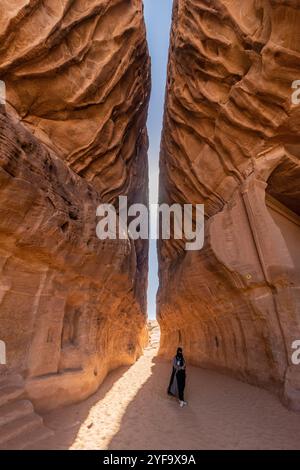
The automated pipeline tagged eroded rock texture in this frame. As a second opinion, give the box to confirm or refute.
[158,0,300,409]
[0,0,150,411]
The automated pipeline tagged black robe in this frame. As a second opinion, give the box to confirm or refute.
[168,356,186,400]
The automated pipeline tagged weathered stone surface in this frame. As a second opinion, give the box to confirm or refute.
[0,0,150,199]
[0,374,53,450]
[0,0,150,411]
[158,0,300,409]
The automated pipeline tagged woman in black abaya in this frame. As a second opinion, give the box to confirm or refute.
[167,347,187,407]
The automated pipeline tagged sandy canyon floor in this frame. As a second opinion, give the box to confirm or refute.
[26,324,300,451]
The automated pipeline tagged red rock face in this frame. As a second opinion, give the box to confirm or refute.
[158,0,300,409]
[0,0,150,411]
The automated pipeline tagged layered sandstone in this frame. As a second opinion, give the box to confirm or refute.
[158,0,300,409]
[0,0,150,411]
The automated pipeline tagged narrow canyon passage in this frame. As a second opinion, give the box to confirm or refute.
[0,0,300,453]
[28,325,300,450]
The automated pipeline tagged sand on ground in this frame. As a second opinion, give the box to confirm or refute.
[32,330,300,450]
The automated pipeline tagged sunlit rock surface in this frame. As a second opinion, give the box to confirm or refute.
[0,0,150,411]
[158,0,300,409]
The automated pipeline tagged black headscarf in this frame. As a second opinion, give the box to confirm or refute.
[175,347,185,367]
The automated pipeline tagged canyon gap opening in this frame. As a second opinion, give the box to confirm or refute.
[143,0,173,320]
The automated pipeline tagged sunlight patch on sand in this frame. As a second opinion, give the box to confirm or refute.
[70,353,155,449]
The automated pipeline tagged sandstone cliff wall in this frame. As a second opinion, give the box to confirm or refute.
[0,0,150,411]
[158,0,300,409]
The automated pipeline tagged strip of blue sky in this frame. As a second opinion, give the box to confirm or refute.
[143,0,173,319]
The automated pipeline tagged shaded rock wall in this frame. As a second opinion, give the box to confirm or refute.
[158,0,300,409]
[0,0,150,411]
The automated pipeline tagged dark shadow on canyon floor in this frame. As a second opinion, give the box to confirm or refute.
[34,354,300,450]
[107,358,300,451]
